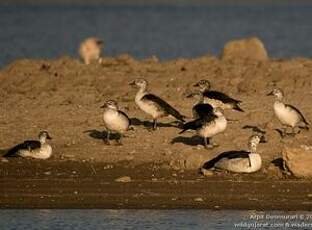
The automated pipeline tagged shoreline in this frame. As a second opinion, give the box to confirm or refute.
[1,160,312,210]
[2,0,312,5]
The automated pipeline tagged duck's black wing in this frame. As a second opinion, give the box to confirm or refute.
[119,110,131,125]
[203,90,241,103]
[193,103,214,118]
[202,150,250,169]
[3,140,41,157]
[286,104,310,126]
[179,114,217,134]
[142,94,185,122]
[204,90,244,112]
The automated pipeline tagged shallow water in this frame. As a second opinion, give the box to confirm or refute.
[0,2,312,66]
[1,210,312,230]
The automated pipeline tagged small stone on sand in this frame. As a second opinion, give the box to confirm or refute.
[115,176,131,183]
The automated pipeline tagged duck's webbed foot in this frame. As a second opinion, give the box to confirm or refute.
[204,138,218,149]
[104,131,111,145]
[284,127,299,137]
[115,135,123,146]
[152,119,158,130]
[104,139,111,145]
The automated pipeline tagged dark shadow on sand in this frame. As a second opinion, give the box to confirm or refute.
[271,158,285,171]
[0,149,8,157]
[130,118,181,129]
[171,135,203,147]
[83,129,121,141]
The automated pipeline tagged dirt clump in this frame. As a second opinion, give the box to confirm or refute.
[221,37,268,61]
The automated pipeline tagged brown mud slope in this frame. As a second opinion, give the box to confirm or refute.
[1,160,312,210]
[0,55,312,209]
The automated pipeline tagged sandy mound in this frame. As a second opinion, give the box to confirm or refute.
[221,37,268,61]
[283,146,312,178]
[0,53,312,171]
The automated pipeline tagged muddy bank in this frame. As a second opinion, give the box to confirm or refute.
[1,160,312,210]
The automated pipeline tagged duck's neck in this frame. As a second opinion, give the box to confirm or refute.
[136,86,147,99]
[200,87,209,93]
[248,143,258,154]
[194,97,204,106]
[275,95,283,103]
[248,152,261,168]
[197,94,205,104]
[105,107,118,114]
[39,137,46,144]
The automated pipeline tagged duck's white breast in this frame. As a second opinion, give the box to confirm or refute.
[198,116,227,138]
[274,102,300,127]
[103,110,129,132]
[37,144,53,159]
[135,95,164,118]
[18,144,52,159]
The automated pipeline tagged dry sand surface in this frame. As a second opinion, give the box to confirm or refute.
[1,55,312,167]
[1,54,312,209]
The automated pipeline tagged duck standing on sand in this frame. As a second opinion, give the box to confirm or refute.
[193,79,244,112]
[3,131,53,159]
[79,37,103,65]
[101,100,130,145]
[130,78,185,130]
[267,88,309,136]
[202,134,266,173]
[187,91,214,119]
[179,107,227,149]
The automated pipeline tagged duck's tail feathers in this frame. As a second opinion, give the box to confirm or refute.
[233,103,244,112]
[179,129,187,134]
[2,146,20,158]
[171,113,186,122]
[299,124,310,131]
[202,157,220,170]
[0,149,10,157]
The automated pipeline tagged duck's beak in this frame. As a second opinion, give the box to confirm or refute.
[260,135,267,143]
[96,40,103,45]
[129,81,135,86]
[267,91,274,96]
[100,104,106,108]
[193,83,199,87]
[186,93,195,98]
[47,134,52,140]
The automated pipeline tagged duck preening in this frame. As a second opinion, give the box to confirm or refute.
[101,100,130,145]
[202,134,266,173]
[3,131,53,159]
[187,91,214,119]
[194,79,244,112]
[130,78,185,130]
[267,88,309,136]
[79,37,103,65]
[179,107,227,149]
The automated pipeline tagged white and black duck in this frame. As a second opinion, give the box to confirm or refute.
[194,79,244,112]
[101,100,130,145]
[202,134,266,173]
[267,88,309,136]
[3,131,52,159]
[179,107,227,149]
[130,78,185,130]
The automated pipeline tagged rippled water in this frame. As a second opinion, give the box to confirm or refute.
[1,210,312,230]
[0,2,312,66]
